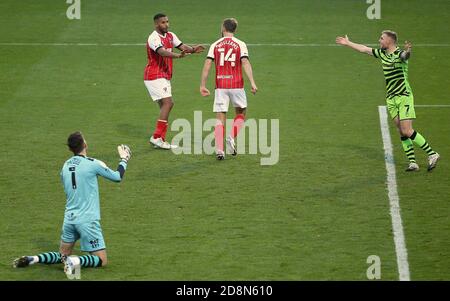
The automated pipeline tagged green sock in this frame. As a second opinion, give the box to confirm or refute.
[401,137,416,163]
[410,131,436,156]
[37,252,61,264]
[79,255,102,268]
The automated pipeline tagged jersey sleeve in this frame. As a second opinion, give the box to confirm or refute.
[94,159,127,183]
[206,43,215,60]
[372,48,382,59]
[398,50,408,61]
[171,32,183,48]
[148,33,164,52]
[239,42,249,59]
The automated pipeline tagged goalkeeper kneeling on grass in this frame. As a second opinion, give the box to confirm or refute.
[13,131,132,276]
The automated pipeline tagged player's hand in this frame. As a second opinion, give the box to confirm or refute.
[200,86,210,97]
[336,35,350,46]
[178,50,188,58]
[251,84,258,95]
[117,144,132,163]
[404,40,412,52]
[192,45,205,54]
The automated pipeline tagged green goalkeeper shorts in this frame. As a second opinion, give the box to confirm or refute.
[386,95,416,120]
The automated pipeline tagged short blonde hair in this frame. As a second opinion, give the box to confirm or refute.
[382,30,398,43]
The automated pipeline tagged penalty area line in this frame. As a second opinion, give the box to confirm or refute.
[378,105,410,281]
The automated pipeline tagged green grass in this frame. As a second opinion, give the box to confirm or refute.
[0,0,449,280]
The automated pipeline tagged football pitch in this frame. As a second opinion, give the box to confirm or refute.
[0,0,449,280]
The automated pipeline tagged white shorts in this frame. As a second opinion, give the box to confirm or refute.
[144,79,172,101]
[213,89,247,113]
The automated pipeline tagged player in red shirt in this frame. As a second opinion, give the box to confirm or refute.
[144,13,204,149]
[200,18,258,160]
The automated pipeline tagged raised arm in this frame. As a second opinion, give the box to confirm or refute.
[96,161,126,183]
[400,41,412,61]
[241,58,258,95]
[95,145,131,183]
[200,58,213,97]
[336,35,373,55]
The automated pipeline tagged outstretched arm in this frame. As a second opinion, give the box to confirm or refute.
[242,58,258,95]
[336,35,373,55]
[157,47,186,58]
[400,41,412,61]
[178,44,205,54]
[200,59,212,97]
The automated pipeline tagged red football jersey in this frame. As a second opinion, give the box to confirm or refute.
[144,31,182,81]
[207,37,249,89]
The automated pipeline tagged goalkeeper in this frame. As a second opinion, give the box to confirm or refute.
[13,131,132,275]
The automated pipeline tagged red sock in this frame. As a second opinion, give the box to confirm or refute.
[231,114,245,138]
[214,123,225,152]
[160,122,169,141]
[153,120,168,140]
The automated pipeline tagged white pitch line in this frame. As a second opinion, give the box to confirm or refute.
[414,104,450,107]
[378,105,410,281]
[1,42,450,47]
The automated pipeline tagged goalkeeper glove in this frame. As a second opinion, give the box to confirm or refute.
[117,144,132,163]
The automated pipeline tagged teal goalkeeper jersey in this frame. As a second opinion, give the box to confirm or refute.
[60,155,127,224]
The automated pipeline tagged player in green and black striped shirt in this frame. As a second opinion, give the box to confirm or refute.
[336,30,440,172]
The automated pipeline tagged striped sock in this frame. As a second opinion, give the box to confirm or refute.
[79,255,102,268]
[410,131,436,156]
[37,252,61,264]
[420,141,436,156]
[401,137,416,163]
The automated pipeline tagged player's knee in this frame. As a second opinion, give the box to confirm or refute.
[92,250,107,267]
[402,129,414,137]
[162,98,173,107]
[59,248,70,256]
[97,255,107,267]
[59,242,74,256]
[236,108,246,115]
